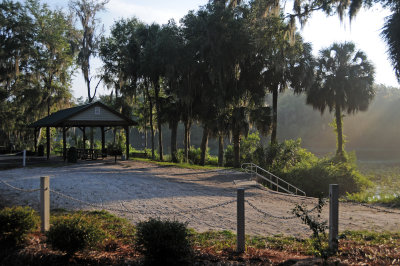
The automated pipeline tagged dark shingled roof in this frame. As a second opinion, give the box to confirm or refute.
[29,101,137,128]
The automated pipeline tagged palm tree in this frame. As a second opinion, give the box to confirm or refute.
[381,3,400,81]
[306,42,375,158]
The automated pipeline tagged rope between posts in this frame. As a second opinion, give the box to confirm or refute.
[0,151,24,157]
[351,201,400,215]
[50,189,236,215]
[0,179,41,192]
[245,199,322,220]
[245,200,298,219]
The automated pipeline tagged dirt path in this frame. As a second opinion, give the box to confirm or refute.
[1,160,399,237]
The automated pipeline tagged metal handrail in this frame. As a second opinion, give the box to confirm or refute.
[241,163,306,196]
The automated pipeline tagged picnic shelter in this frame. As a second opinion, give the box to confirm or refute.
[29,101,137,160]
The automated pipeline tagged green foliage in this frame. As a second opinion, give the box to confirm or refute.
[84,210,136,244]
[188,147,206,165]
[47,214,106,255]
[225,132,261,167]
[67,146,78,163]
[262,140,370,197]
[176,147,209,165]
[346,163,400,206]
[144,148,159,160]
[207,155,219,166]
[292,197,330,259]
[265,139,317,173]
[0,206,39,249]
[135,218,193,265]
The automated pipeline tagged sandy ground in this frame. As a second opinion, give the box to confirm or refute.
[1,160,400,237]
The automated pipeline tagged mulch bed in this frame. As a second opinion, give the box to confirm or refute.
[2,232,399,266]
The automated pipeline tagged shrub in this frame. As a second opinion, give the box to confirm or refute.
[176,147,209,165]
[144,148,159,160]
[207,155,219,166]
[135,218,193,265]
[46,214,106,255]
[225,132,261,167]
[0,206,39,249]
[224,145,234,167]
[264,139,318,173]
[188,147,204,165]
[262,140,371,197]
[67,147,78,163]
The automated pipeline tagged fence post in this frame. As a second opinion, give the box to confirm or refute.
[23,149,26,167]
[40,176,50,232]
[329,184,339,253]
[237,188,245,253]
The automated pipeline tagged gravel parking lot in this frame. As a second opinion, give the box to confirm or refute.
[1,160,399,237]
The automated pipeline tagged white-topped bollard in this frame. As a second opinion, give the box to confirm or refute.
[40,176,50,232]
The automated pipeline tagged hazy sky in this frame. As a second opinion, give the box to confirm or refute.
[45,0,399,100]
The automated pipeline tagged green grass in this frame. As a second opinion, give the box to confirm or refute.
[131,157,232,171]
[340,230,400,247]
[346,162,400,206]
[189,229,312,254]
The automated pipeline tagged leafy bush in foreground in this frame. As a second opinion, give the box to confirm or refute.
[136,218,193,265]
[47,214,106,255]
[0,206,39,249]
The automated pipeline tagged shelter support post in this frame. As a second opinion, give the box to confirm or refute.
[101,126,105,153]
[34,127,38,153]
[82,127,86,151]
[46,126,50,160]
[63,127,67,161]
[125,126,130,160]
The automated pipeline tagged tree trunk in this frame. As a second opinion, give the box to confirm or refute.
[335,106,344,157]
[233,128,241,168]
[145,129,148,149]
[47,96,51,116]
[150,119,155,159]
[200,125,209,166]
[218,134,224,166]
[36,127,42,148]
[157,122,163,161]
[145,82,155,160]
[144,94,148,149]
[170,120,178,163]
[188,126,191,149]
[46,126,50,160]
[271,87,278,144]
[154,82,163,161]
[184,119,190,163]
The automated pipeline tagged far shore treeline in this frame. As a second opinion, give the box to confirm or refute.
[1,0,399,169]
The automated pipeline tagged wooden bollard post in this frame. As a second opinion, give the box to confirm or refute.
[237,188,245,253]
[40,176,50,232]
[329,184,339,253]
[22,149,26,167]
